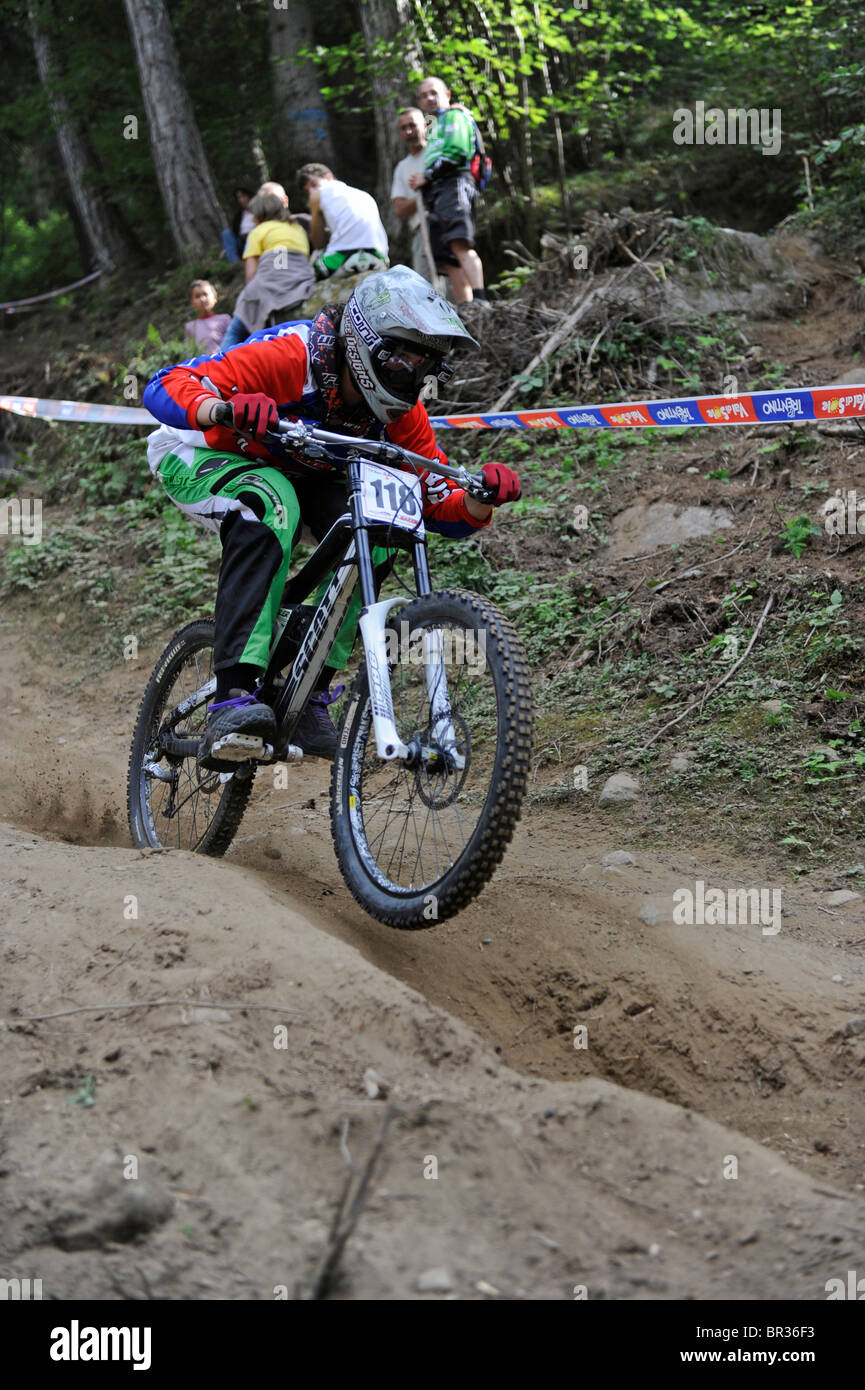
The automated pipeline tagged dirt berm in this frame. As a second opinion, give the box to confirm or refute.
[1,823,862,1301]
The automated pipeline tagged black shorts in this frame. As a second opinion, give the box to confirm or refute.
[425,172,478,267]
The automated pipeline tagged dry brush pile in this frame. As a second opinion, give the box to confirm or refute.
[440,207,793,416]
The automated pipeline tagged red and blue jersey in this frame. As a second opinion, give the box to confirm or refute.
[143,322,488,539]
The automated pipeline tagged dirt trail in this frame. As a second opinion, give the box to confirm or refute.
[4,817,863,1302]
[3,228,865,1297]
[2,607,865,1298]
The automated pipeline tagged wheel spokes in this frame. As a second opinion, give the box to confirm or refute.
[142,644,221,851]
[353,621,497,892]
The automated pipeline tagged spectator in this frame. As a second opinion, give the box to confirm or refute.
[220,185,315,352]
[390,108,431,280]
[220,186,255,262]
[257,179,313,242]
[232,186,256,258]
[296,163,389,279]
[409,76,488,306]
[185,280,231,353]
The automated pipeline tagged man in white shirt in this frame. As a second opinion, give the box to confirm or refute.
[297,163,389,279]
[390,108,430,281]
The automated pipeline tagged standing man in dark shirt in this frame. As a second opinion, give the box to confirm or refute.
[409,76,489,307]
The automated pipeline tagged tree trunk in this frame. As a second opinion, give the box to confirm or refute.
[511,22,537,250]
[27,0,135,274]
[466,1,520,231]
[121,0,225,260]
[357,0,422,245]
[533,2,570,235]
[268,0,334,179]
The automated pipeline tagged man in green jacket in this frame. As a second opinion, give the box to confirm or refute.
[409,76,489,306]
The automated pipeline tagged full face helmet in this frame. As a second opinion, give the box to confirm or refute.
[340,266,479,423]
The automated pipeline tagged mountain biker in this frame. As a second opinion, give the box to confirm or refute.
[142,266,521,768]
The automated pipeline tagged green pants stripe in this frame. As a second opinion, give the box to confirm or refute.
[155,444,388,673]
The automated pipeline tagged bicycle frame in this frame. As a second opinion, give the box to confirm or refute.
[165,420,489,767]
[261,443,451,762]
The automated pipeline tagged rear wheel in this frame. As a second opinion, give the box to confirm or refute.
[127,620,255,855]
[330,589,533,927]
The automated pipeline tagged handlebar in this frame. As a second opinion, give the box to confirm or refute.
[264,416,499,504]
[210,402,497,503]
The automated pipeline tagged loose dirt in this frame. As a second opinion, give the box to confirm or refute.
[1,608,864,1300]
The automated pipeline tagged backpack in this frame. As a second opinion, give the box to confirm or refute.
[469,135,493,193]
[452,105,493,192]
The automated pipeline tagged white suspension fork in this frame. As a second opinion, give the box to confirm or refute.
[422,626,464,772]
[358,599,460,765]
[358,598,411,761]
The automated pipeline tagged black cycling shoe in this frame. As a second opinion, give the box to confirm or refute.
[199,689,277,770]
[292,686,344,760]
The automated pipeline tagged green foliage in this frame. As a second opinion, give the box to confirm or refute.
[0,488,218,662]
[119,328,194,403]
[0,522,98,594]
[3,0,865,275]
[0,205,82,301]
[68,1074,97,1108]
[797,586,860,668]
[780,514,820,558]
[68,428,150,506]
[491,263,535,295]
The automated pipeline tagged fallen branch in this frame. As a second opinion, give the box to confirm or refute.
[299,1105,393,1301]
[491,279,611,413]
[817,423,865,439]
[20,999,304,1021]
[649,567,702,595]
[641,592,776,750]
[491,234,667,414]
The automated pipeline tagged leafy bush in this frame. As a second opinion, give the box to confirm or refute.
[0,206,82,302]
[781,514,820,558]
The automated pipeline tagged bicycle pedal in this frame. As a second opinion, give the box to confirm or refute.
[208,733,271,762]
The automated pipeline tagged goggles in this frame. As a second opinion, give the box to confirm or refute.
[372,337,455,399]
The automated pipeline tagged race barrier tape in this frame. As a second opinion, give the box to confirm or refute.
[0,270,102,314]
[428,385,865,429]
[2,384,865,431]
[0,395,153,424]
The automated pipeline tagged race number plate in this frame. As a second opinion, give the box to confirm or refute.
[358,461,425,536]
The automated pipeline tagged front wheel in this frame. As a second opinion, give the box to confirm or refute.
[330,589,533,927]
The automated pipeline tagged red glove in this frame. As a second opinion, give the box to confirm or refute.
[481,462,521,504]
[229,393,279,440]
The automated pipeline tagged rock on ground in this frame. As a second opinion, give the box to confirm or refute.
[599,773,641,807]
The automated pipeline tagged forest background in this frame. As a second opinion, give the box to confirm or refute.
[2,0,864,302]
